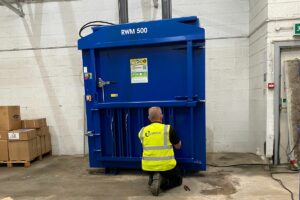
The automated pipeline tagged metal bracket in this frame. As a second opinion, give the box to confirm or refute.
[98,78,108,88]
[85,131,94,137]
[98,78,116,88]
[0,0,24,17]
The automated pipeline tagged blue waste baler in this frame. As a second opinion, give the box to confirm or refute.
[78,16,206,171]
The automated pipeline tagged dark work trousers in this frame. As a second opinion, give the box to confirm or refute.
[148,166,182,190]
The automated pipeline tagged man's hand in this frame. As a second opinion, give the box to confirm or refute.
[174,141,181,150]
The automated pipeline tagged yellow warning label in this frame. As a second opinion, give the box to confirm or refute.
[110,93,118,98]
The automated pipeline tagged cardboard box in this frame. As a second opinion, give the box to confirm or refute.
[45,133,52,153]
[41,135,46,154]
[9,138,38,161]
[36,128,43,136]
[40,126,48,136]
[36,126,49,155]
[8,129,36,141]
[36,127,50,155]
[43,126,51,153]
[8,129,38,161]
[36,136,42,156]
[0,140,9,161]
[21,118,47,129]
[0,131,8,140]
[0,106,21,131]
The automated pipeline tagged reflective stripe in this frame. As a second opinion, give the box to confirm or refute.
[163,125,168,146]
[143,156,175,161]
[143,145,173,150]
[139,128,144,144]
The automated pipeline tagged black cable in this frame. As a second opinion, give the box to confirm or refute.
[271,171,298,174]
[79,21,116,38]
[270,172,296,200]
[207,163,269,167]
[282,125,300,200]
[79,24,104,36]
[80,21,115,32]
[207,163,297,200]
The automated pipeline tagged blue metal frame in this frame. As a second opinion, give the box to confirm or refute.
[78,16,206,171]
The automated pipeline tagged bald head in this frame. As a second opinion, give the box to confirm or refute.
[148,107,163,122]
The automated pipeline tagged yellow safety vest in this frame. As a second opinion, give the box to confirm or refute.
[138,123,176,171]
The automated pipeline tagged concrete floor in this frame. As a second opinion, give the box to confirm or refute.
[0,153,298,200]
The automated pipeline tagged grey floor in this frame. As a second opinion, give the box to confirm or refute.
[0,153,298,200]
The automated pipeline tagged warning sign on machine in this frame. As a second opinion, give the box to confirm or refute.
[130,58,148,84]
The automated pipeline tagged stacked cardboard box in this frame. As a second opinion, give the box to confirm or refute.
[0,131,9,161]
[0,106,21,161]
[22,118,52,156]
[8,129,38,161]
[0,106,52,165]
[44,127,52,154]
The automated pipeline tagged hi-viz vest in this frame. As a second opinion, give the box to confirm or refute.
[138,122,176,171]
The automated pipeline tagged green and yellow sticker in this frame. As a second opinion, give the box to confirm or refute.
[130,58,148,84]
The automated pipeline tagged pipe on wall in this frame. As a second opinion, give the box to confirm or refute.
[118,0,172,23]
[118,0,128,24]
[161,0,172,19]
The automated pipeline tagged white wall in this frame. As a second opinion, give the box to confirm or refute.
[0,0,250,155]
[249,0,268,155]
[0,0,116,155]
[170,1,250,153]
[0,48,84,155]
[206,38,250,152]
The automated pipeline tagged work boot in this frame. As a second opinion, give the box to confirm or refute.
[148,174,153,186]
[160,178,170,190]
[150,172,162,196]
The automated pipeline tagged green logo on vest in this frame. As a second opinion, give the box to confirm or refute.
[145,131,161,137]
